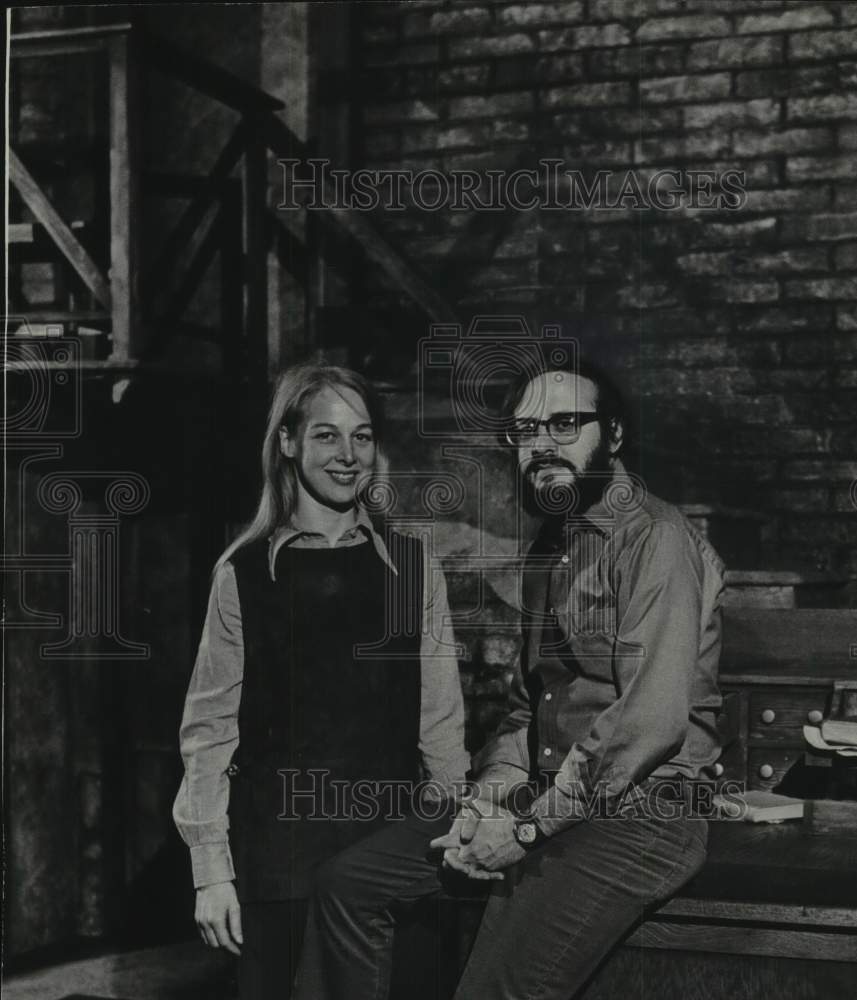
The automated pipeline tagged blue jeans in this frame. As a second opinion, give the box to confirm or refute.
[293,810,708,1000]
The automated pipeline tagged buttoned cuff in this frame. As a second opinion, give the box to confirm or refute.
[190,841,235,889]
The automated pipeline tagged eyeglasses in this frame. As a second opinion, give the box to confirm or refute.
[504,412,600,446]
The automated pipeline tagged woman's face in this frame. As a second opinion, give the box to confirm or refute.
[280,385,377,511]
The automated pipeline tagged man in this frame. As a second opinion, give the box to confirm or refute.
[296,357,724,1000]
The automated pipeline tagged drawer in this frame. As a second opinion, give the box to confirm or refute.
[748,688,828,743]
[747,748,805,790]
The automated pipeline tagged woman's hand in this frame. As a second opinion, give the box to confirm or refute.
[195,881,243,955]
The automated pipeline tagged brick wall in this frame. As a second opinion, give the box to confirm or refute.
[354,0,857,597]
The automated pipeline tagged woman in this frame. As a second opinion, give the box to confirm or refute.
[173,362,469,998]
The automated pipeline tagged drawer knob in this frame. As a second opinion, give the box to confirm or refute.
[760,709,776,724]
[758,763,774,780]
[713,762,724,777]
[807,709,823,725]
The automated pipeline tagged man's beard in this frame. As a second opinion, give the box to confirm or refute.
[521,439,613,520]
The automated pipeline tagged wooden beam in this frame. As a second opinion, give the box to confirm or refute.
[138,27,284,114]
[10,23,132,59]
[9,150,111,308]
[142,125,247,295]
[243,116,269,380]
[108,32,136,363]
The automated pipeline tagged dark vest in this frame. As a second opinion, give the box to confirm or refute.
[228,531,423,901]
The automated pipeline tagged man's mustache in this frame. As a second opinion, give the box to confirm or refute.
[524,456,578,477]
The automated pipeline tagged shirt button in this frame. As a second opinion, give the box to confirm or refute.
[543,748,552,757]
[544,692,553,702]
[561,554,569,565]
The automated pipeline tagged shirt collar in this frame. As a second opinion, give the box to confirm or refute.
[267,508,397,581]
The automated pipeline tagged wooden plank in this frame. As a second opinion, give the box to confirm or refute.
[9,150,111,308]
[143,125,247,295]
[657,898,857,929]
[9,223,34,243]
[108,33,136,362]
[11,24,133,44]
[138,27,284,113]
[627,921,857,962]
[242,117,269,380]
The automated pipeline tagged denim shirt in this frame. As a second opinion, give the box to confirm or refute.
[475,470,725,835]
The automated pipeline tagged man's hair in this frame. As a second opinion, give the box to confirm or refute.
[500,355,629,455]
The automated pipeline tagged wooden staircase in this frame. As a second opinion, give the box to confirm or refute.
[8,22,456,380]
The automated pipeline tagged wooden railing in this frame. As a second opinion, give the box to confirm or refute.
[9,23,457,375]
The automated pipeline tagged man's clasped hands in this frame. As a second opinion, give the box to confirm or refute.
[429,798,526,881]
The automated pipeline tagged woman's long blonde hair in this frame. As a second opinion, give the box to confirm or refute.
[215,362,387,572]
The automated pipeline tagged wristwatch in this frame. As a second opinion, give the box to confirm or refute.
[513,816,547,850]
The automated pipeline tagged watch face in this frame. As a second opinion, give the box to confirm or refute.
[516,821,537,845]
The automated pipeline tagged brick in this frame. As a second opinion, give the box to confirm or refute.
[835,185,857,211]
[571,107,682,134]
[695,217,777,247]
[767,487,829,513]
[740,304,833,333]
[675,251,734,275]
[844,5,857,26]
[787,156,857,182]
[437,124,495,149]
[743,187,831,213]
[576,139,633,163]
[635,132,730,162]
[841,61,857,89]
[782,460,857,482]
[449,34,534,58]
[735,65,836,98]
[363,100,440,125]
[781,213,857,242]
[492,117,530,141]
[737,7,835,34]
[835,243,857,271]
[785,277,857,300]
[437,63,492,92]
[737,249,829,274]
[449,92,533,119]
[839,306,857,330]
[789,27,857,61]
[733,127,832,156]
[788,93,857,121]
[718,280,780,304]
[542,81,631,108]
[636,16,730,42]
[498,2,584,27]
[640,72,731,104]
[833,368,857,389]
[539,22,630,50]
[683,98,779,130]
[427,7,492,34]
[687,35,783,70]
[588,44,684,79]
[494,53,583,88]
[589,0,680,18]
